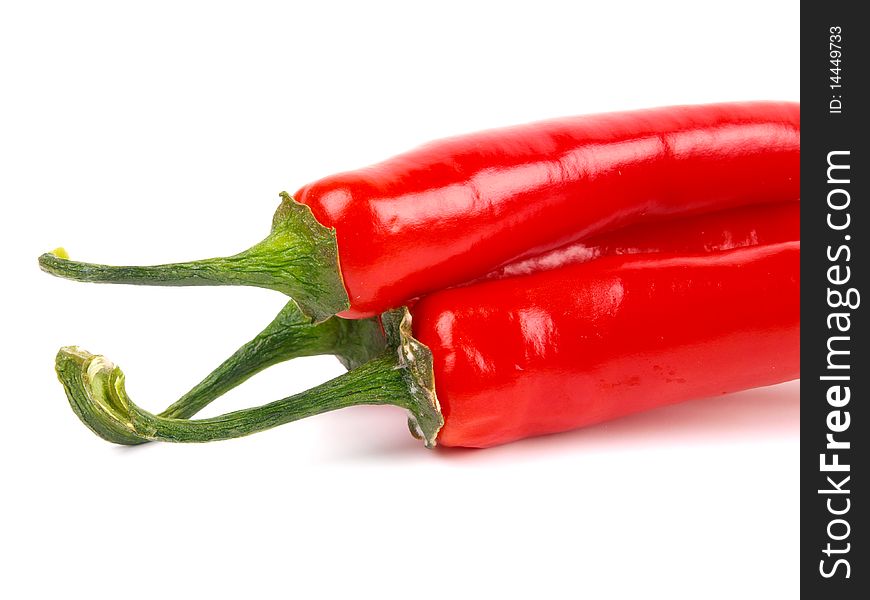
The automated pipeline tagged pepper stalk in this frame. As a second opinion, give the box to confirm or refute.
[160,300,385,422]
[55,308,444,448]
[38,193,348,322]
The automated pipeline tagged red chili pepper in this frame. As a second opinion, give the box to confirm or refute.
[39,102,800,321]
[412,241,800,447]
[57,240,800,449]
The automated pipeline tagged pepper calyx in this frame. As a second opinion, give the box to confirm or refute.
[381,307,443,448]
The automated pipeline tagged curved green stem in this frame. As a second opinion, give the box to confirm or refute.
[38,193,349,321]
[160,300,385,420]
[55,309,443,448]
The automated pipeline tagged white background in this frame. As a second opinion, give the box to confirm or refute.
[1,1,799,598]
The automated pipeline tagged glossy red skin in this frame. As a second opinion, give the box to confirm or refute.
[410,242,800,448]
[295,102,800,318]
[481,201,799,281]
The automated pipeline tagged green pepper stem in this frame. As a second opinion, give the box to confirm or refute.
[38,193,349,321]
[160,301,385,420]
[55,309,443,448]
